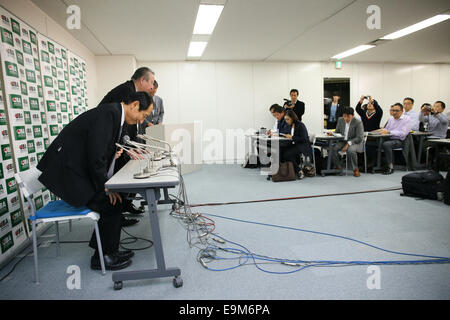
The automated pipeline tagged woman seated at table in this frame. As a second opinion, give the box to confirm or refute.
[280,110,314,178]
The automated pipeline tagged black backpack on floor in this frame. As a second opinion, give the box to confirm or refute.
[401,171,445,200]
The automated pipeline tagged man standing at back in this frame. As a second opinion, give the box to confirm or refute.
[403,97,419,131]
[139,79,164,134]
[284,89,305,122]
[100,67,155,225]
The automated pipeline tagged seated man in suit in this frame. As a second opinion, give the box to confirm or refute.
[37,92,153,271]
[324,92,344,130]
[268,104,291,136]
[329,107,365,177]
[372,103,412,175]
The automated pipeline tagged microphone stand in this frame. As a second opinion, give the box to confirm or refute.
[137,134,176,167]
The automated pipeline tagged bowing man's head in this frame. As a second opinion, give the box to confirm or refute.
[122,92,153,125]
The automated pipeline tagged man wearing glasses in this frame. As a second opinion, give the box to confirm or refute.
[372,103,412,175]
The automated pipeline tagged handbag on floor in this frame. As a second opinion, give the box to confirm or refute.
[272,161,296,182]
[401,170,445,200]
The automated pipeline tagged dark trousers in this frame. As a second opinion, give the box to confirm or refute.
[280,144,302,173]
[87,191,125,255]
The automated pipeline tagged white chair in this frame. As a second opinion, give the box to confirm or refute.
[15,167,106,284]
[309,134,318,177]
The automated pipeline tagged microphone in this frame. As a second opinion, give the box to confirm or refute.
[122,135,131,145]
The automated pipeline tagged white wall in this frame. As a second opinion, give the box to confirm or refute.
[138,60,450,162]
[0,0,98,106]
[94,55,136,105]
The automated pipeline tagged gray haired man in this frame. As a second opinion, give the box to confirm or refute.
[140,80,164,134]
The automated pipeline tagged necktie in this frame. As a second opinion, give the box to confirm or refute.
[107,125,123,179]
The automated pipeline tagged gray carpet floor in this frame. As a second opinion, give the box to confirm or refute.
[0,165,449,300]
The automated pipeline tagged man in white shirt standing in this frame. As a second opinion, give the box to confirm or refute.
[329,107,365,177]
[403,97,419,131]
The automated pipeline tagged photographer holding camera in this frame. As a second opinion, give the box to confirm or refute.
[419,101,448,139]
[355,95,383,132]
[283,89,305,122]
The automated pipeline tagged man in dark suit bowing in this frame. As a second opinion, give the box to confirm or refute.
[100,67,155,226]
[37,92,153,270]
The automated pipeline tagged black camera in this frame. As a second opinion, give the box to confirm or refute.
[283,98,292,107]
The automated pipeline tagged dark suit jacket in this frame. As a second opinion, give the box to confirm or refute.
[37,103,122,207]
[284,100,305,122]
[100,80,137,141]
[99,80,137,170]
[285,120,312,158]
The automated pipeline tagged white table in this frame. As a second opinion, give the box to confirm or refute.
[105,157,182,290]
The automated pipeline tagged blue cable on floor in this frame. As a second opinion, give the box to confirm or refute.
[199,213,450,274]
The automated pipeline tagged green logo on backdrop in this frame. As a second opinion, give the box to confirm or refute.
[24,111,31,125]
[47,41,54,54]
[6,177,17,194]
[27,140,35,153]
[40,112,46,124]
[0,164,3,180]
[0,110,7,125]
[44,76,53,87]
[29,97,39,111]
[18,156,29,172]
[15,50,24,66]
[60,102,67,112]
[0,231,14,254]
[34,58,39,71]
[50,125,59,136]
[1,144,12,160]
[30,30,37,45]
[37,85,43,98]
[9,94,22,109]
[56,57,62,68]
[51,66,57,77]
[37,151,45,161]
[20,81,28,95]
[0,198,8,216]
[33,125,42,138]
[58,80,65,91]
[22,40,32,55]
[46,100,56,112]
[13,126,26,140]
[10,209,22,227]
[26,69,36,83]
[41,50,49,63]
[5,61,18,77]
[10,18,20,35]
[1,27,14,46]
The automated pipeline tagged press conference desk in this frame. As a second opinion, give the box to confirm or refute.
[105,157,182,290]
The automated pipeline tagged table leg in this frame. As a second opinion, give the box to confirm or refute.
[320,140,342,176]
[112,188,181,289]
[373,137,384,172]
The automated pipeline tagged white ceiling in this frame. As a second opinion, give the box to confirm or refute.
[32,0,450,63]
